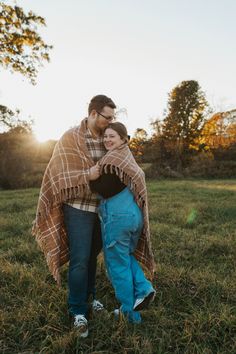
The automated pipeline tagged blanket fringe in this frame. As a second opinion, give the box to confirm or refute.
[31,225,62,285]
[36,182,90,222]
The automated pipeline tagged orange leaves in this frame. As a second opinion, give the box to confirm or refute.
[197,110,236,150]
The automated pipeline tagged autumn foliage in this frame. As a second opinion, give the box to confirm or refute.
[130,81,236,178]
[0,2,52,83]
[1,80,236,189]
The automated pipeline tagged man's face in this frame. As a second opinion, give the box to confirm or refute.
[94,106,115,131]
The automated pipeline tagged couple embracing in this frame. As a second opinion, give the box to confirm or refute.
[33,94,156,338]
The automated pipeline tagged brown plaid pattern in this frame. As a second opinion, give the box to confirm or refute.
[32,119,155,284]
[98,144,155,278]
[32,118,100,284]
[68,127,106,212]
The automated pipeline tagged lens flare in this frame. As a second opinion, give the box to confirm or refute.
[187,209,197,224]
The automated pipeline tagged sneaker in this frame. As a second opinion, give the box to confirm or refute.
[113,308,141,324]
[113,308,125,321]
[113,308,120,318]
[73,314,88,338]
[133,290,156,311]
[92,299,104,312]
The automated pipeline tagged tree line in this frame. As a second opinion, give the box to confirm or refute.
[130,81,236,179]
[0,112,56,189]
[1,79,236,189]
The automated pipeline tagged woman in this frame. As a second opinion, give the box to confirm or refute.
[90,122,156,324]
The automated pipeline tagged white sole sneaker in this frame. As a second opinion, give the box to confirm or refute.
[92,299,105,312]
[73,314,89,338]
[79,328,88,338]
[133,291,156,311]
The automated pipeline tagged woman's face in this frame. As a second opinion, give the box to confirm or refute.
[103,128,124,151]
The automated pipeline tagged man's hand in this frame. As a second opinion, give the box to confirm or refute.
[89,163,100,180]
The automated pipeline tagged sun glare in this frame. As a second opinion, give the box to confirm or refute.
[34,122,63,143]
[35,128,52,143]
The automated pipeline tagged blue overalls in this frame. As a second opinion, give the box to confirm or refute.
[98,187,154,323]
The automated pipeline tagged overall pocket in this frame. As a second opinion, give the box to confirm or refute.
[103,212,136,248]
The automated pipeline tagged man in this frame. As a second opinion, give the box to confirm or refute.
[32,95,116,338]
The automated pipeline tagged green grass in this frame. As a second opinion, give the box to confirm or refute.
[1,180,236,354]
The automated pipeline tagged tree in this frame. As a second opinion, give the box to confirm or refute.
[0,2,52,84]
[129,128,148,161]
[0,104,21,129]
[0,103,34,136]
[198,112,226,150]
[0,104,15,128]
[150,118,162,139]
[198,109,236,150]
[148,119,168,163]
[162,80,210,167]
[0,123,35,188]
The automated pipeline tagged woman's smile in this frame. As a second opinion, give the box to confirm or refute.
[103,128,124,150]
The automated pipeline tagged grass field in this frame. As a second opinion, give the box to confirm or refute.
[1,180,236,354]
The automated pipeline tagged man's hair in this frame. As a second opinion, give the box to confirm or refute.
[88,95,116,115]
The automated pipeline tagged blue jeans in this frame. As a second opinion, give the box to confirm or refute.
[98,187,154,323]
[63,204,102,316]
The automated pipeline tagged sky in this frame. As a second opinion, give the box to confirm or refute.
[1,0,236,141]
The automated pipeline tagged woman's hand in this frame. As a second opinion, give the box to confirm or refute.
[89,163,100,180]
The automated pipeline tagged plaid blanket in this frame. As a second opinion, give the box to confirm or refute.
[98,144,155,278]
[32,118,94,284]
[32,119,155,284]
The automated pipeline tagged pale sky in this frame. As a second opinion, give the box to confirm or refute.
[1,0,236,141]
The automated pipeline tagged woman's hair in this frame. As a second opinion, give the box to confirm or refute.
[105,122,129,142]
